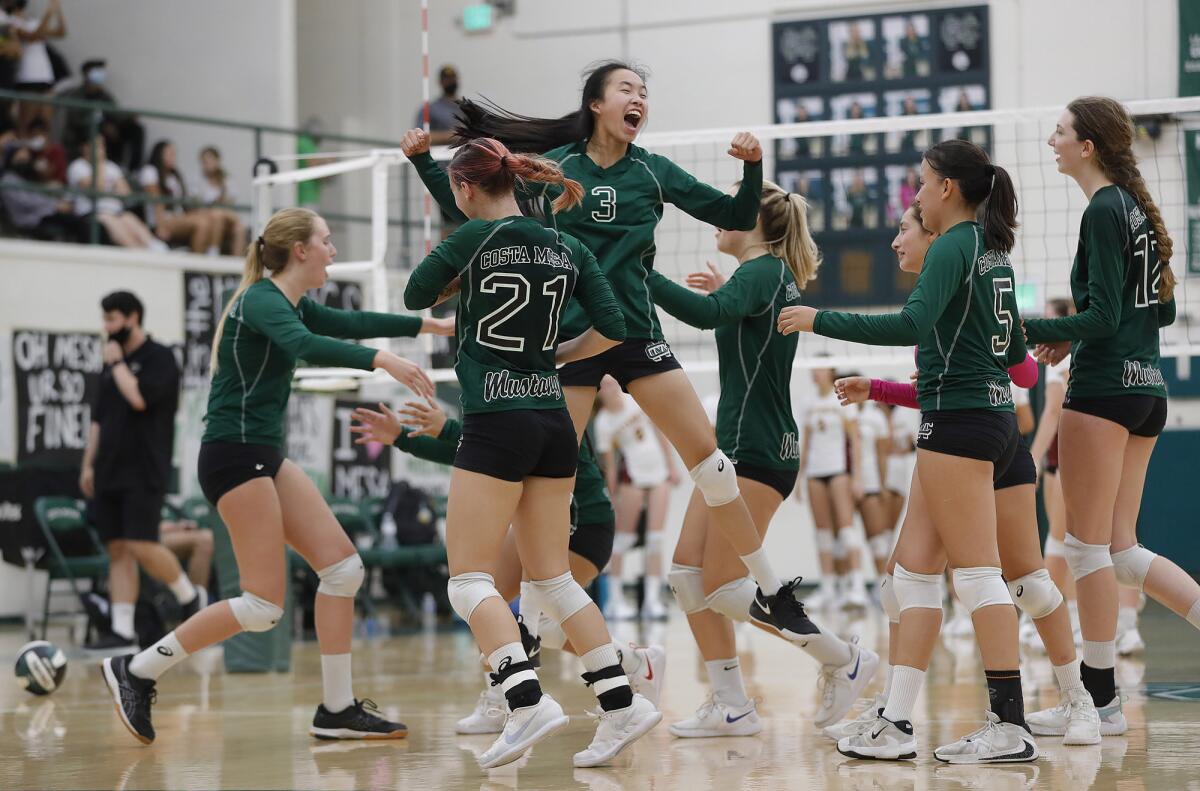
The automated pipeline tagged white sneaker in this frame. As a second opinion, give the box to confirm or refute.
[604,593,637,622]
[641,596,668,622]
[456,685,506,735]
[573,693,662,767]
[807,581,837,611]
[814,644,880,728]
[1028,694,1126,736]
[669,694,762,738]
[837,715,917,761]
[1116,625,1145,657]
[843,580,870,611]
[933,711,1038,764]
[623,644,666,708]
[1019,615,1044,653]
[822,693,886,741]
[478,693,570,770]
[1061,686,1102,745]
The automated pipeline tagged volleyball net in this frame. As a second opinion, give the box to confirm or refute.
[254,96,1200,387]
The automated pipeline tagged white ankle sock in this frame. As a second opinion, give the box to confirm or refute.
[168,573,197,604]
[1081,639,1115,669]
[644,576,662,605]
[794,615,852,666]
[740,548,781,596]
[111,602,136,640]
[882,665,894,701]
[705,657,749,706]
[129,631,188,680]
[321,653,354,713]
[1053,658,1085,694]
[881,665,924,723]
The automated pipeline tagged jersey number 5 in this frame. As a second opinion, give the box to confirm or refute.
[477,273,569,352]
[591,186,616,223]
[991,277,1014,356]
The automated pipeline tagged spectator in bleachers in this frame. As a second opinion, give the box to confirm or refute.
[140,139,220,254]
[0,12,21,123]
[160,516,214,596]
[0,142,80,240]
[20,116,65,182]
[197,145,246,256]
[4,0,66,134]
[61,58,145,172]
[67,134,162,249]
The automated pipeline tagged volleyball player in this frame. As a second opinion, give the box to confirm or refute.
[780,142,1040,762]
[854,398,893,578]
[350,397,666,734]
[823,202,1100,752]
[1024,96,1198,737]
[103,208,444,745]
[593,376,675,621]
[402,137,661,770]
[649,180,878,736]
[401,61,815,635]
[799,366,867,609]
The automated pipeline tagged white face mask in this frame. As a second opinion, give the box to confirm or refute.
[86,68,107,85]
[29,135,44,150]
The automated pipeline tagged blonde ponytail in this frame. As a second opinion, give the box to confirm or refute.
[208,207,318,374]
[760,179,821,287]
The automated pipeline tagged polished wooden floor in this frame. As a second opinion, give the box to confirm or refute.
[4,602,1200,790]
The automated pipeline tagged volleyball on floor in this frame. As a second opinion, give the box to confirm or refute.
[14,641,68,696]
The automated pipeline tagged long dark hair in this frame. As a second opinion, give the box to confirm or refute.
[453,60,648,154]
[1067,96,1175,302]
[148,140,186,205]
[448,137,583,214]
[923,139,1018,253]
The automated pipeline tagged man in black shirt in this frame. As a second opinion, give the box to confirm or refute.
[80,291,202,650]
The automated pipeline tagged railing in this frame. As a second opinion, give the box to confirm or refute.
[0,88,416,245]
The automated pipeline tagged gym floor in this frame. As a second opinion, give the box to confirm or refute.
[3,602,1199,790]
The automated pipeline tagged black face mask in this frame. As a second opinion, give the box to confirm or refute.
[443,80,459,96]
[108,326,132,345]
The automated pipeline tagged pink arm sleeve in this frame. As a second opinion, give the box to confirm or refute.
[1008,354,1038,389]
[869,379,919,410]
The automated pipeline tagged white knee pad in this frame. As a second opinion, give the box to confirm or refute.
[869,531,894,561]
[447,572,503,623]
[1111,544,1156,589]
[612,531,637,556]
[815,529,835,555]
[831,533,848,561]
[644,531,663,556]
[1063,534,1112,582]
[530,572,593,624]
[229,592,283,632]
[837,526,861,553]
[689,450,740,507]
[538,613,567,650]
[1007,568,1063,620]
[952,567,1012,613]
[893,563,945,612]
[704,577,755,623]
[668,563,707,614]
[316,554,365,598]
[880,572,901,623]
[1043,536,1066,559]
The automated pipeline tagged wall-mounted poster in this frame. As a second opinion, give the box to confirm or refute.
[772,5,990,306]
[12,330,102,466]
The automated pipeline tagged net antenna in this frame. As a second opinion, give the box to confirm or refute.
[256,96,1200,386]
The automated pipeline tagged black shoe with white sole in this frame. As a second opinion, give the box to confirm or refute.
[310,698,408,740]
[102,654,156,745]
[750,577,820,640]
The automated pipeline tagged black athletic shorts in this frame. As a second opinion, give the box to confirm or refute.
[570,519,616,572]
[735,462,799,500]
[558,338,683,390]
[993,443,1037,491]
[455,408,578,482]
[1063,394,1168,438]
[197,441,285,506]
[92,487,165,544]
[916,409,1020,483]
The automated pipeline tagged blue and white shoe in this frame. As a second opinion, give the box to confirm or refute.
[478,693,569,770]
[669,694,762,738]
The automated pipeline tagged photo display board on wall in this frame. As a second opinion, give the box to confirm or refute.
[772,5,990,306]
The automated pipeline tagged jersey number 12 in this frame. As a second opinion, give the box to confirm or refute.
[477,273,569,352]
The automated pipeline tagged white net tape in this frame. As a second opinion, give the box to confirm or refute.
[258,97,1200,385]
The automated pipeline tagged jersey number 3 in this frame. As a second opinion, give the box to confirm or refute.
[991,277,1014,356]
[477,272,569,352]
[591,186,616,223]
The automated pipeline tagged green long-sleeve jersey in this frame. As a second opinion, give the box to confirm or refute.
[1024,185,1174,399]
[814,221,1026,412]
[404,216,625,414]
[393,418,614,525]
[204,279,422,446]
[409,147,762,342]
[648,255,801,470]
